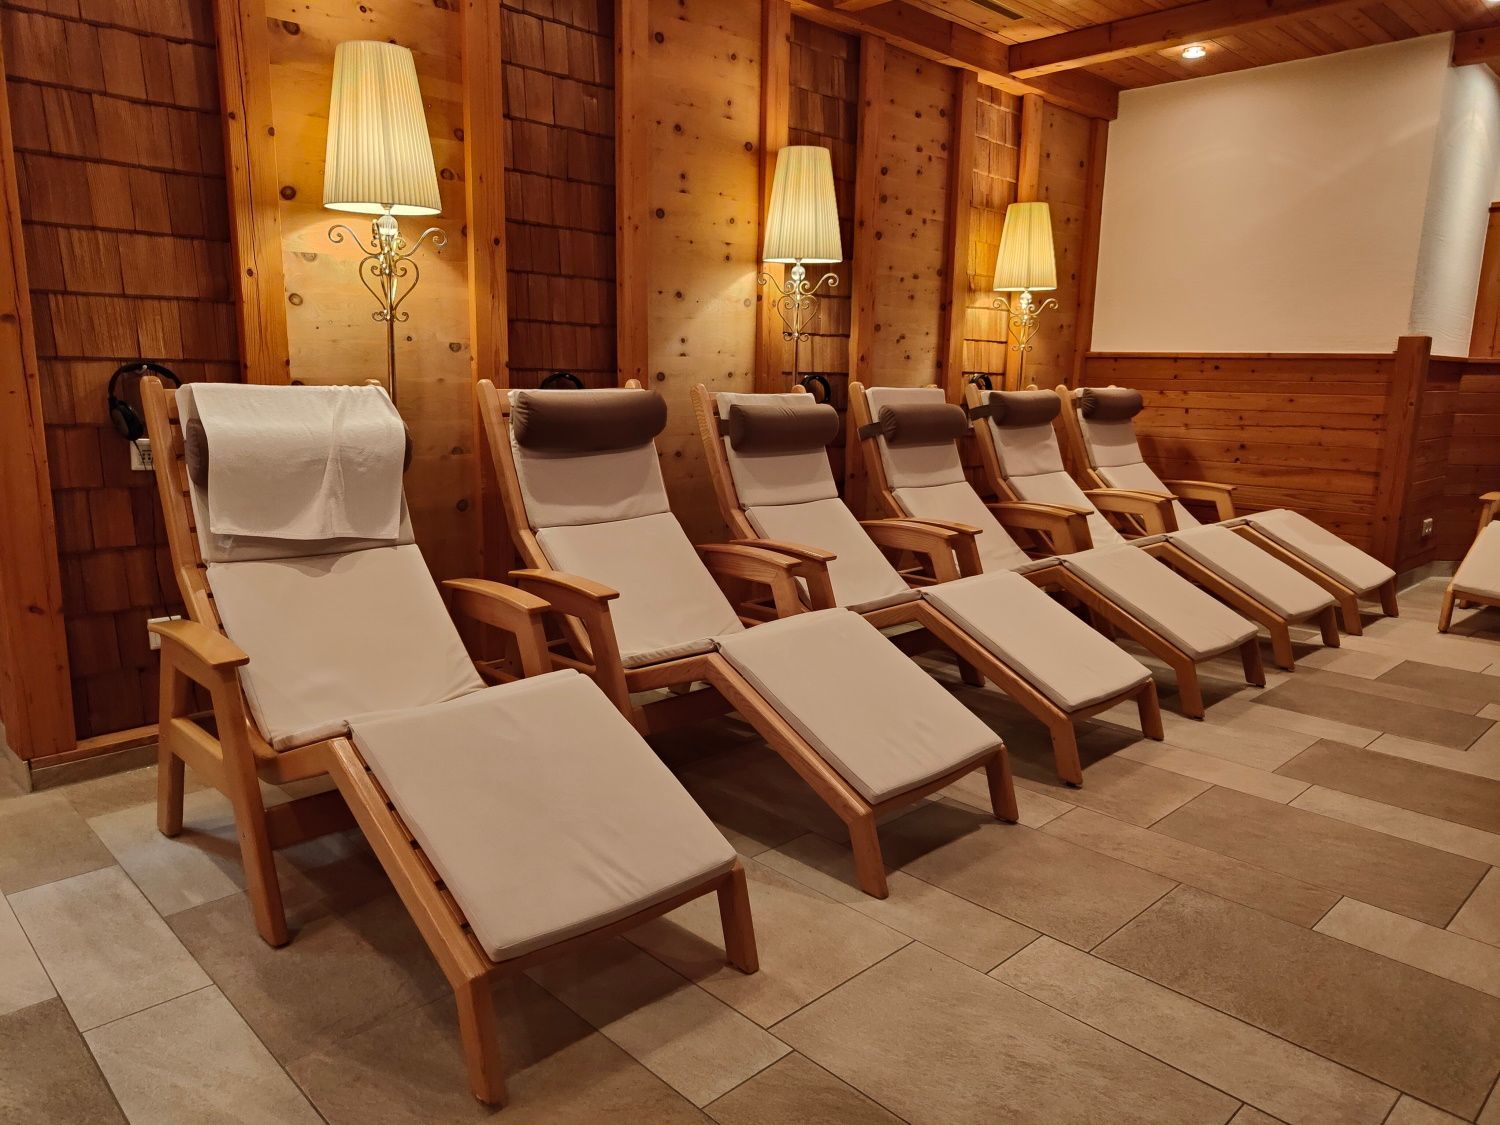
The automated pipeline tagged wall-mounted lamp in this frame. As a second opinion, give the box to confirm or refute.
[1181,43,1208,60]
[323,40,446,405]
[992,201,1058,391]
[758,145,843,397]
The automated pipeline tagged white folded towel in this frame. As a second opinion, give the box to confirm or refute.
[192,383,406,543]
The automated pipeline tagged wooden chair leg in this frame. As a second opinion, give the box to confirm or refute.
[984,752,1019,823]
[1317,605,1341,648]
[847,813,889,899]
[1269,622,1296,670]
[1379,579,1399,618]
[455,972,507,1107]
[1439,588,1457,634]
[1176,665,1206,721]
[956,658,985,688]
[1048,719,1084,787]
[717,863,759,974]
[219,740,289,948]
[1137,681,1164,741]
[1239,638,1266,688]
[157,745,185,837]
[1337,591,1363,635]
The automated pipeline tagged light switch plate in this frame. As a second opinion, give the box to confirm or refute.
[1421,517,1434,539]
[147,615,183,650]
[129,438,153,472]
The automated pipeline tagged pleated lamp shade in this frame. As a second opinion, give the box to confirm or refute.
[323,41,441,217]
[762,146,842,264]
[992,202,1057,292]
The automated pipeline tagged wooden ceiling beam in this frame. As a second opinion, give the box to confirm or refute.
[1009,0,1366,78]
[791,0,1120,119]
[1455,27,1500,68]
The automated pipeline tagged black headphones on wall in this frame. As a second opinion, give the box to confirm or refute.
[108,362,181,442]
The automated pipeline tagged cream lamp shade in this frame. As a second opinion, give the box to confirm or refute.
[762,146,842,264]
[323,40,441,217]
[992,201,1056,292]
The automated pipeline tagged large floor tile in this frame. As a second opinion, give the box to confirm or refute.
[1451,869,1500,947]
[0,792,114,894]
[775,942,1238,1125]
[290,975,709,1124]
[940,769,1072,827]
[1013,755,1212,828]
[168,880,447,1064]
[1117,742,1310,802]
[0,892,53,1017]
[626,857,910,1026]
[1377,661,1500,706]
[0,998,125,1123]
[9,866,210,1031]
[1316,898,1500,999]
[1096,886,1500,1118]
[1255,678,1491,749]
[1042,807,1337,927]
[705,1052,902,1125]
[526,936,788,1106]
[994,936,1397,1124]
[755,833,1037,971]
[85,986,322,1124]
[1206,696,1380,751]
[1291,786,1500,867]
[1384,1095,1470,1123]
[878,800,1174,949]
[1152,788,1486,926]
[60,762,206,821]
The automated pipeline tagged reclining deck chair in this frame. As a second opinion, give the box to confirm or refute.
[848,383,1266,718]
[142,377,757,1107]
[1056,384,1398,634]
[965,385,1343,671]
[475,379,1015,899]
[691,384,1166,786]
[1440,492,1500,632]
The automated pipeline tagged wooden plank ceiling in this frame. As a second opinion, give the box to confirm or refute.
[909,0,1499,89]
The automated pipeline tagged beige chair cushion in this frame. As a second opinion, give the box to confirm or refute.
[351,670,736,962]
[536,513,744,667]
[863,387,968,491]
[716,609,997,804]
[1095,462,1201,530]
[207,544,484,750]
[921,571,1151,712]
[1061,545,1257,661]
[1079,417,1143,470]
[511,439,670,531]
[715,390,839,507]
[1006,469,1123,548]
[891,481,1034,574]
[1453,522,1500,600]
[1245,509,1394,594]
[982,413,1124,547]
[1167,525,1334,619]
[746,498,915,612]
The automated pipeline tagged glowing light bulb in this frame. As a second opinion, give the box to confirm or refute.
[1182,43,1208,60]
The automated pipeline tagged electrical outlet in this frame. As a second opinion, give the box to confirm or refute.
[1421,517,1434,539]
[129,438,153,472]
[147,615,183,650]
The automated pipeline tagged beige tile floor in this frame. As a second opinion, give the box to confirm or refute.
[7,577,1500,1122]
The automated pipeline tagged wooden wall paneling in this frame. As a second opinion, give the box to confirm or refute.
[1471,202,1500,359]
[755,0,792,394]
[1026,100,1097,389]
[1016,93,1043,201]
[264,0,476,587]
[644,0,762,543]
[1370,335,1431,566]
[844,31,882,516]
[939,68,976,403]
[1436,357,1500,560]
[213,0,289,384]
[960,84,1019,391]
[616,0,647,386]
[1399,355,1461,573]
[1069,116,1108,389]
[0,16,73,764]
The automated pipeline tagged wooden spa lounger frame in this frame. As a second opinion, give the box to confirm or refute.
[967,382,1343,670]
[690,383,1166,785]
[846,381,1265,718]
[140,376,756,1107]
[1050,384,1398,636]
[477,378,1016,898]
[1439,491,1500,632]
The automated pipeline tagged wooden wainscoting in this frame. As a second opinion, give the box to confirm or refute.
[1426,357,1500,563]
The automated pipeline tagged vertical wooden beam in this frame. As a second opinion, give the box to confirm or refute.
[615,0,650,386]
[1372,335,1432,567]
[463,0,511,581]
[1015,93,1044,202]
[213,0,290,384]
[0,25,75,766]
[1470,202,1500,359]
[1069,116,1108,389]
[844,32,883,515]
[939,69,977,403]
[755,0,793,393]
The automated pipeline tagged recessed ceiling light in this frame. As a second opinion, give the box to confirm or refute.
[1182,43,1208,60]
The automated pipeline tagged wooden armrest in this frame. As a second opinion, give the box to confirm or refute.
[509,568,619,603]
[701,543,823,613]
[1160,478,1236,520]
[989,501,1092,553]
[1481,491,1500,503]
[443,579,551,678]
[1086,488,1178,534]
[729,538,837,564]
[861,518,976,582]
[509,569,629,708]
[898,517,983,537]
[151,619,248,673]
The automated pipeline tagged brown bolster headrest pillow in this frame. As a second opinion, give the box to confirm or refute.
[1078,387,1144,422]
[877,402,968,446]
[982,390,1060,428]
[726,400,839,452]
[512,389,667,453]
[183,416,413,488]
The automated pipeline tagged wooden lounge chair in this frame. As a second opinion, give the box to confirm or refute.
[475,379,1016,900]
[691,384,1166,786]
[848,382,1267,718]
[1439,492,1500,632]
[1055,384,1399,634]
[141,377,757,1107]
[966,384,1343,672]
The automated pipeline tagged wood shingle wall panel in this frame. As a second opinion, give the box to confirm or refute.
[1026,99,1095,389]
[961,82,1018,383]
[3,0,238,739]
